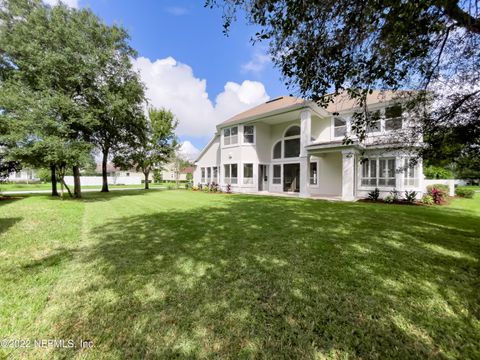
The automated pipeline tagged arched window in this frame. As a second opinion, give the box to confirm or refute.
[273,141,282,159]
[285,125,300,137]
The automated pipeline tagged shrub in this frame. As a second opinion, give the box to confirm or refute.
[404,190,418,203]
[390,189,400,201]
[368,188,380,201]
[421,194,434,205]
[226,184,232,194]
[456,188,475,198]
[203,184,210,192]
[191,185,199,191]
[426,184,449,194]
[383,195,394,203]
[430,187,446,204]
[424,165,453,179]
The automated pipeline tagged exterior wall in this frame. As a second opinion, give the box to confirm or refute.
[308,153,342,196]
[194,135,221,185]
[6,169,38,182]
[311,116,332,142]
[64,175,142,186]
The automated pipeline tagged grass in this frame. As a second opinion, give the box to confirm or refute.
[0,191,479,359]
[0,183,166,192]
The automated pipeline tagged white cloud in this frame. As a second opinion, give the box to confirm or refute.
[179,141,200,161]
[165,6,188,16]
[241,53,271,74]
[132,56,270,138]
[43,0,79,8]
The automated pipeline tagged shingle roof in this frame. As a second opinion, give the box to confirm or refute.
[323,90,398,113]
[219,96,306,126]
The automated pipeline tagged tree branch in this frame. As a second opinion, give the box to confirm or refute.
[439,0,480,34]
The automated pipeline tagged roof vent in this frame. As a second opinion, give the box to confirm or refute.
[265,96,284,104]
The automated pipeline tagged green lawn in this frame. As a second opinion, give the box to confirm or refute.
[1,191,479,359]
[0,183,166,192]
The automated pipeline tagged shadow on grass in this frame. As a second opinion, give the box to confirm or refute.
[0,217,22,235]
[53,195,480,359]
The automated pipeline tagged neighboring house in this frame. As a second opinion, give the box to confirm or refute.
[194,91,424,200]
[161,163,194,181]
[94,162,144,178]
[6,169,38,182]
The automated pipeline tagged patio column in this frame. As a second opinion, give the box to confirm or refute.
[299,110,311,197]
[341,150,356,201]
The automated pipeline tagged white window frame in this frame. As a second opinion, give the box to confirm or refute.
[243,125,255,144]
[309,160,318,185]
[272,125,301,160]
[223,126,238,146]
[384,105,403,132]
[201,167,205,183]
[403,158,418,187]
[360,157,397,189]
[206,167,211,183]
[333,117,347,138]
[224,163,238,184]
[272,164,281,184]
[243,163,254,184]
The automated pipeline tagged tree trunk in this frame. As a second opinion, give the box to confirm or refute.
[50,164,59,197]
[144,171,150,190]
[73,165,81,198]
[101,149,109,192]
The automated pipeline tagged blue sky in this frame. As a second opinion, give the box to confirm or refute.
[56,0,289,157]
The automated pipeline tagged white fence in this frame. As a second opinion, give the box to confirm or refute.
[64,175,143,186]
[423,179,467,196]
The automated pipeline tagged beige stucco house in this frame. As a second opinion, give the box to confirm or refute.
[194,91,423,201]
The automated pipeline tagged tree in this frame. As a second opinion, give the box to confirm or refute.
[87,26,146,193]
[0,0,145,197]
[207,0,479,159]
[114,108,178,190]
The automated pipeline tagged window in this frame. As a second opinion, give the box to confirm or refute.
[243,125,254,143]
[366,110,381,133]
[379,158,396,186]
[284,138,300,158]
[243,163,253,184]
[404,158,418,187]
[207,167,211,182]
[285,125,300,137]
[213,167,218,182]
[309,162,318,185]
[361,159,377,186]
[385,105,403,131]
[224,164,238,184]
[273,164,281,184]
[273,141,282,159]
[201,168,205,183]
[223,126,238,145]
[334,117,347,137]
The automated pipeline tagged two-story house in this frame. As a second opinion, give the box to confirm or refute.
[194,91,423,200]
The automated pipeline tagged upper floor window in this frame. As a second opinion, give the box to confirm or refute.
[334,117,347,137]
[223,126,238,146]
[366,110,381,133]
[284,138,300,158]
[243,125,254,143]
[385,105,403,131]
[285,125,300,137]
[272,125,301,159]
[273,141,282,159]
